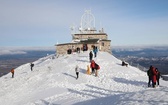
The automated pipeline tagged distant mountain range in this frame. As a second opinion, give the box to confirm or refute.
[112,46,168,75]
[0,50,55,77]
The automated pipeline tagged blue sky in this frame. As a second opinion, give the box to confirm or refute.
[0,0,168,47]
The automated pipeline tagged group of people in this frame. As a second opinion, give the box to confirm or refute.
[147,65,161,88]
[75,48,100,79]
[75,60,100,79]
[10,63,34,78]
[89,48,98,62]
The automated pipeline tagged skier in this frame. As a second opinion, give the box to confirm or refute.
[147,65,153,87]
[89,51,93,62]
[95,63,100,77]
[30,63,34,71]
[75,65,79,79]
[90,60,95,74]
[11,68,14,78]
[156,68,161,86]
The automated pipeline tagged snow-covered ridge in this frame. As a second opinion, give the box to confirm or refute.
[0,51,168,105]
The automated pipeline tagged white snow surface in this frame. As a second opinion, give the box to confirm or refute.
[0,51,168,105]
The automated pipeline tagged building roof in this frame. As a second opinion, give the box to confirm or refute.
[101,39,111,41]
[56,43,78,46]
[73,33,107,36]
[56,40,98,46]
[80,39,99,43]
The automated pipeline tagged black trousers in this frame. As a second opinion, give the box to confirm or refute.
[152,82,156,88]
[76,72,79,79]
[12,73,14,78]
[91,68,95,74]
[148,76,152,87]
[89,57,92,62]
[94,52,97,57]
[157,79,160,86]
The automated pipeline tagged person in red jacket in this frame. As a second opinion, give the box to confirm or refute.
[95,63,100,77]
[11,68,15,78]
[152,66,158,88]
[90,60,95,74]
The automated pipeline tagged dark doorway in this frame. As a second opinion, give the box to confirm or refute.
[83,44,88,51]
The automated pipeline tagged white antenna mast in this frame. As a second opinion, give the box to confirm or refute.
[80,10,96,33]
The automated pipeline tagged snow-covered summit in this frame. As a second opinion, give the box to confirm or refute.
[0,51,168,105]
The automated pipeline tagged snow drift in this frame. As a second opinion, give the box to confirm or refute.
[0,51,168,105]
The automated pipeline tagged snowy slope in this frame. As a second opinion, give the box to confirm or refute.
[0,51,168,105]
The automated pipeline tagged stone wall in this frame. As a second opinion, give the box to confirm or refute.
[56,40,111,55]
[99,41,111,53]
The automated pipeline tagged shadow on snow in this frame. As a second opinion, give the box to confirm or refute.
[113,77,147,87]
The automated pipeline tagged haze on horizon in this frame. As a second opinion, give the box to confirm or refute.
[0,0,168,47]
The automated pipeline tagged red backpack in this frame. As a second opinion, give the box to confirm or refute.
[95,63,100,70]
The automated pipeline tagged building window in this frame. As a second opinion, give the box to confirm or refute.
[102,42,104,46]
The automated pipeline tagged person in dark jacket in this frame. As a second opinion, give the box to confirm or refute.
[89,51,93,62]
[122,61,128,67]
[75,65,79,79]
[156,68,161,86]
[30,63,34,71]
[76,47,80,53]
[147,65,153,87]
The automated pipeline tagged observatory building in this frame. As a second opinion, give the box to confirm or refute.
[56,10,111,55]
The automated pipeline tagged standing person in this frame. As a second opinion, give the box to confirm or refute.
[95,63,100,77]
[11,68,14,78]
[89,51,93,62]
[151,66,157,88]
[30,63,34,71]
[90,60,95,74]
[75,65,79,79]
[93,46,98,58]
[156,68,161,86]
[147,65,153,87]
[76,47,80,53]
